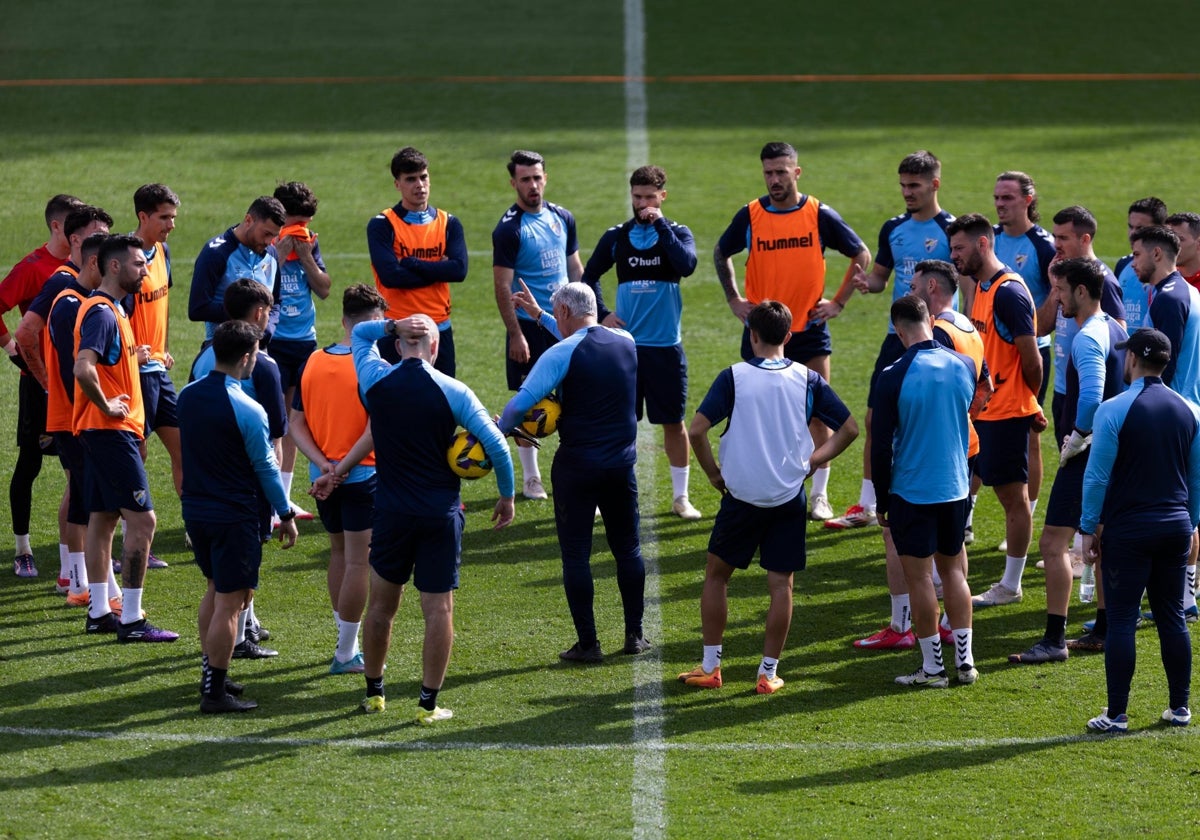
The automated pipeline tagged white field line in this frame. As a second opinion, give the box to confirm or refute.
[3,725,1193,752]
[623,3,664,839]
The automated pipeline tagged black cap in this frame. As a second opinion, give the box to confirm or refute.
[1116,328,1172,364]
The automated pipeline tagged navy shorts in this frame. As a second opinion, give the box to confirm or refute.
[317,476,376,534]
[506,319,558,390]
[268,338,318,393]
[636,344,687,424]
[974,415,1033,487]
[708,489,808,573]
[189,518,262,593]
[741,321,831,365]
[370,507,465,593]
[17,374,55,453]
[53,431,89,526]
[140,369,179,432]
[1044,446,1089,528]
[78,429,153,514]
[867,333,906,409]
[887,495,970,558]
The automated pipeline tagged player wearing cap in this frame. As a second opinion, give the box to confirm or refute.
[1081,328,1197,732]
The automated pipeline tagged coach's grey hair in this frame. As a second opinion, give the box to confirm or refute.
[550,282,597,318]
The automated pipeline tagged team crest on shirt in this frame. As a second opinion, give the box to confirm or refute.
[924,237,939,253]
[133,489,148,506]
[1015,254,1028,269]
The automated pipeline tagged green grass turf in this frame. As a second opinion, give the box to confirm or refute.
[3,2,1200,837]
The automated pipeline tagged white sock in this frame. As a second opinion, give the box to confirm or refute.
[69,551,88,594]
[1029,498,1039,517]
[1185,567,1198,611]
[1189,564,1198,597]
[120,588,143,625]
[336,620,361,662]
[1001,555,1027,592]
[108,565,122,599]
[88,582,109,618]
[236,609,248,645]
[15,534,31,555]
[953,628,974,668]
[758,656,779,680]
[333,609,342,633]
[940,612,952,632]
[701,644,722,672]
[931,563,943,589]
[891,594,911,633]
[859,479,876,511]
[58,543,70,577]
[919,634,944,674]
[670,466,690,499]
[965,495,977,528]
[245,599,259,628]
[518,446,540,481]
[811,465,830,498]
[282,471,294,499]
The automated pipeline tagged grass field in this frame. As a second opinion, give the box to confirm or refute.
[3,3,1200,837]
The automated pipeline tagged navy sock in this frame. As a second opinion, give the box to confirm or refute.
[1045,614,1067,648]
[365,675,384,697]
[418,685,439,711]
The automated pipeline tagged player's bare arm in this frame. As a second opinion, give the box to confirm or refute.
[811,246,872,321]
[714,243,753,321]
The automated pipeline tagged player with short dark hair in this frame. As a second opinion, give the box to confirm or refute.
[1114,196,1169,330]
[948,213,1045,609]
[190,196,284,344]
[714,141,870,522]
[493,149,584,500]
[270,180,331,523]
[682,300,859,693]
[1010,258,1127,663]
[191,278,288,657]
[829,150,954,544]
[289,284,386,674]
[126,184,183,508]
[1,194,85,578]
[46,233,108,608]
[580,164,701,521]
[182,319,298,714]
[74,234,178,644]
[1166,212,1200,289]
[368,147,467,375]
[872,295,977,687]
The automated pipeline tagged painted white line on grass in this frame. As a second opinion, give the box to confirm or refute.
[4,725,1194,753]
[623,3,664,839]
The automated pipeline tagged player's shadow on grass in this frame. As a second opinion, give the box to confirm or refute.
[734,738,1078,796]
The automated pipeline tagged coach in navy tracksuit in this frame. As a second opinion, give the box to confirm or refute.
[1081,329,1200,732]
[498,282,647,663]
